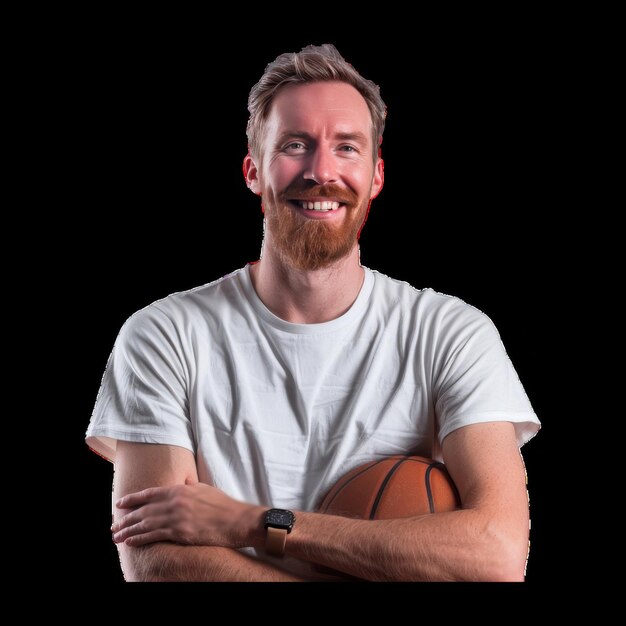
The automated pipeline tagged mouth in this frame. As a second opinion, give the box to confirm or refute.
[287,199,346,212]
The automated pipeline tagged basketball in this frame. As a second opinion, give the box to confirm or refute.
[319,455,461,519]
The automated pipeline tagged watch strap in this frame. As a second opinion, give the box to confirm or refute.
[266,526,288,556]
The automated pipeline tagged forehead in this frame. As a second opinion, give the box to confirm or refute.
[265,81,373,140]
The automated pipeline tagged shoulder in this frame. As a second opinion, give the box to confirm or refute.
[367,268,492,331]
[118,267,248,343]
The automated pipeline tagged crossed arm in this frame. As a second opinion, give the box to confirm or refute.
[111,422,530,581]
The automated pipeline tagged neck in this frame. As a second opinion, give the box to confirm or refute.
[249,245,365,324]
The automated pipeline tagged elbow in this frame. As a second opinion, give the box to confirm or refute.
[481,521,528,582]
[119,543,176,582]
[489,559,526,583]
[124,566,164,583]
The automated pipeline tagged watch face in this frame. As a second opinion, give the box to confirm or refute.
[265,508,295,529]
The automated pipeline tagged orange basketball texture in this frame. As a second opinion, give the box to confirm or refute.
[319,455,461,519]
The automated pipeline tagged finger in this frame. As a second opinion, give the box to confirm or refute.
[112,515,172,544]
[114,501,180,533]
[116,486,170,509]
[111,503,165,533]
[123,529,174,547]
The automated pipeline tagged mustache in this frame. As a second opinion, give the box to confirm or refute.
[280,183,358,205]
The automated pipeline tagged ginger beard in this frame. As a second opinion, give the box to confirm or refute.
[261,181,371,271]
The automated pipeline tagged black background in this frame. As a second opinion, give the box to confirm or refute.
[60,17,564,592]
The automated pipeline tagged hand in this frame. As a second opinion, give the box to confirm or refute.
[111,479,264,548]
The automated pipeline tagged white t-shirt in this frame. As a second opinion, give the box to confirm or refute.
[86,265,539,572]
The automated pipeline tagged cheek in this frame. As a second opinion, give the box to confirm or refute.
[342,163,374,195]
[263,159,302,192]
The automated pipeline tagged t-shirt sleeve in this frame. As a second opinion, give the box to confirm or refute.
[85,305,195,463]
[432,299,540,448]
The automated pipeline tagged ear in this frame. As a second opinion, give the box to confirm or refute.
[243,152,262,195]
[369,157,385,200]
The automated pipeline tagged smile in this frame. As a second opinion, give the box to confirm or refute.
[290,200,343,212]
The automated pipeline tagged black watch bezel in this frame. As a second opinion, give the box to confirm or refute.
[264,508,296,534]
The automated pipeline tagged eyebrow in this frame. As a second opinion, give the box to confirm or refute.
[276,130,370,146]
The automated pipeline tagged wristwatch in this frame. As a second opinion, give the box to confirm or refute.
[264,508,296,557]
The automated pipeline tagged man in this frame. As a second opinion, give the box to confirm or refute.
[87,44,540,581]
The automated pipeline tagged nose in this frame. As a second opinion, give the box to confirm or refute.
[303,145,338,185]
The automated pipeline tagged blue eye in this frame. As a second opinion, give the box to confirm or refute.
[340,145,356,152]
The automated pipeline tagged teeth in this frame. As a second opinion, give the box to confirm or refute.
[299,201,340,211]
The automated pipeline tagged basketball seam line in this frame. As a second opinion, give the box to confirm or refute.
[425,463,437,514]
[369,457,409,520]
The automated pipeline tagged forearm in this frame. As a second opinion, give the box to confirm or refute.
[286,508,527,582]
[120,543,305,582]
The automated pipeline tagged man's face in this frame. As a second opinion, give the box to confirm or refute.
[246,81,384,271]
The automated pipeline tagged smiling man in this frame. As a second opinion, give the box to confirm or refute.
[87,44,540,581]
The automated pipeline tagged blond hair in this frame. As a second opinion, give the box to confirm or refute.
[247,44,386,161]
